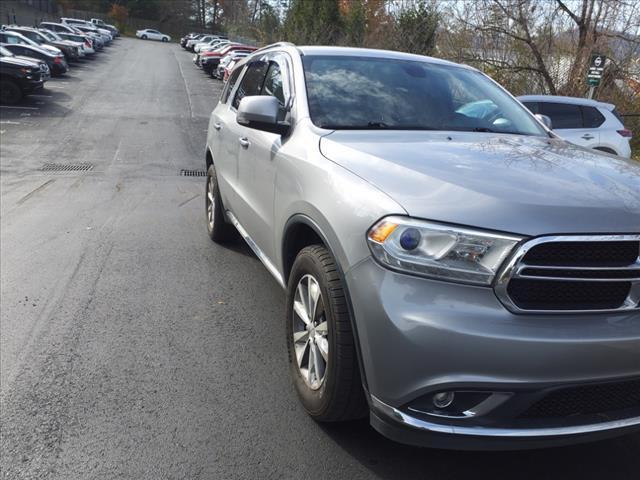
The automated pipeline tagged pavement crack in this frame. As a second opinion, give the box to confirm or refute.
[16,179,56,205]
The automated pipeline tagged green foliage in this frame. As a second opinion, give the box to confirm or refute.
[284,0,343,45]
[393,1,438,56]
[343,0,366,47]
[257,3,282,44]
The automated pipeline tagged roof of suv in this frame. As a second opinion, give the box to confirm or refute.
[255,44,474,70]
[518,94,615,111]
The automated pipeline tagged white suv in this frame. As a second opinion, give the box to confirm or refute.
[518,95,632,158]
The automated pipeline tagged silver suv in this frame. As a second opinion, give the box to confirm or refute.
[205,44,640,449]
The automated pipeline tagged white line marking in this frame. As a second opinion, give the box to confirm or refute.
[0,105,38,110]
[173,49,194,119]
[0,121,21,125]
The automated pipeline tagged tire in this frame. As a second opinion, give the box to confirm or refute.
[141,35,147,40]
[286,245,367,422]
[0,80,23,105]
[205,164,235,243]
[162,37,168,43]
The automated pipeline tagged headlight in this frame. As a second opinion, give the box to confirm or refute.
[367,216,523,285]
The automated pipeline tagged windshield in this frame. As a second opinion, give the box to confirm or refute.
[302,55,547,135]
[40,30,57,41]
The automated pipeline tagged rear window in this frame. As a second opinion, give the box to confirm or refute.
[582,106,605,128]
[611,108,624,124]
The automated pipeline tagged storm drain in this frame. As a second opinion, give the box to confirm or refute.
[41,163,94,173]
[180,169,206,177]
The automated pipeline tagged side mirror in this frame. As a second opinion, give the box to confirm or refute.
[535,114,552,130]
[237,96,289,135]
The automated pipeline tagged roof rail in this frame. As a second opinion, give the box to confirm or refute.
[253,42,296,53]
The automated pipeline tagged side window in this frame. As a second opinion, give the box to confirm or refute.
[261,61,287,121]
[581,106,605,128]
[522,102,539,114]
[539,102,582,129]
[231,60,269,110]
[220,66,243,104]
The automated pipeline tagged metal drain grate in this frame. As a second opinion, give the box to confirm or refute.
[41,163,94,172]
[180,169,206,177]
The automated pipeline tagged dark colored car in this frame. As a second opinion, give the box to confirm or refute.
[0,55,44,104]
[4,26,79,62]
[0,45,50,81]
[1,43,68,76]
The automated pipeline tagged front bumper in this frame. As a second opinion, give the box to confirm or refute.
[346,257,640,448]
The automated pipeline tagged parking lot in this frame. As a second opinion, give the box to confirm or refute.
[1,37,639,479]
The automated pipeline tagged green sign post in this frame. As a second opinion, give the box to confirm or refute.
[587,54,606,97]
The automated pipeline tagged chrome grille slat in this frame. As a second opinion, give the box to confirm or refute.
[494,235,640,314]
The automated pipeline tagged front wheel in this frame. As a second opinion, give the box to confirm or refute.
[286,245,367,422]
[162,37,168,42]
[141,35,147,40]
[0,80,23,105]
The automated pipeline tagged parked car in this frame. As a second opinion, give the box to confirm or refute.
[204,44,640,450]
[0,53,45,104]
[198,44,255,72]
[212,51,250,79]
[4,26,81,61]
[42,29,94,56]
[136,29,170,42]
[38,22,80,36]
[198,39,231,55]
[193,35,223,52]
[73,25,110,45]
[518,95,632,158]
[186,34,212,51]
[61,18,112,43]
[0,30,62,57]
[181,32,205,48]
[90,18,119,37]
[0,44,50,81]
[1,42,68,76]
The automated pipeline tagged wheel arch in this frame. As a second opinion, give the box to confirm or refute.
[282,214,371,394]
[205,147,213,169]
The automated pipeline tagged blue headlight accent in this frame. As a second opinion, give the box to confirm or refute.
[399,228,421,250]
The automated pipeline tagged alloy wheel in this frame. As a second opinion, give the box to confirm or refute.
[292,274,329,390]
[206,174,215,230]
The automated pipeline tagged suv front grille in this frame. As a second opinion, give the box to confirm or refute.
[521,378,640,419]
[495,235,640,313]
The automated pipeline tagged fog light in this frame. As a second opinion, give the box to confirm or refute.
[432,391,455,409]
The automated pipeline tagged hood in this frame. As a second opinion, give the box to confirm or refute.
[320,131,640,236]
[0,56,40,67]
[14,55,46,66]
[39,44,62,55]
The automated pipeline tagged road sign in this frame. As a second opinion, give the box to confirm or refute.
[587,54,606,86]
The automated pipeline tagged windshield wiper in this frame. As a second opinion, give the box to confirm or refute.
[449,126,529,135]
[319,123,438,130]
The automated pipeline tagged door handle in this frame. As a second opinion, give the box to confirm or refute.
[581,134,594,140]
[213,122,222,131]
[238,137,250,149]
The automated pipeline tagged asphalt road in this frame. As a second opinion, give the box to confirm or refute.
[1,38,638,480]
